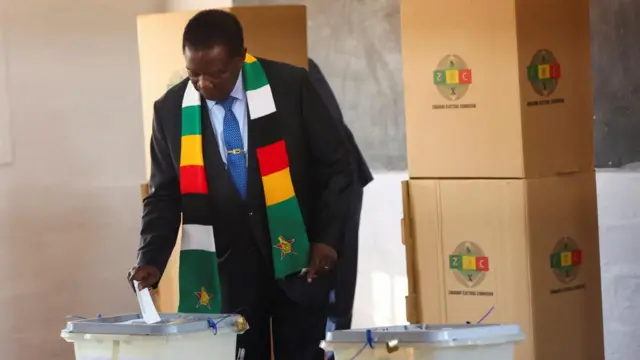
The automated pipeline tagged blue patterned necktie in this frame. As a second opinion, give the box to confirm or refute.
[221,96,247,199]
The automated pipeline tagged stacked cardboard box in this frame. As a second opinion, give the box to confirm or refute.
[136,6,308,312]
[399,0,604,359]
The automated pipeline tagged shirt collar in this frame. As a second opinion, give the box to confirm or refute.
[205,70,245,108]
[230,70,245,100]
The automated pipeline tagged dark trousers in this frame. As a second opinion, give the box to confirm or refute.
[328,186,364,330]
[220,246,329,360]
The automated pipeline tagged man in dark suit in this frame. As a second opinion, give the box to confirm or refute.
[307,59,373,332]
[127,10,355,360]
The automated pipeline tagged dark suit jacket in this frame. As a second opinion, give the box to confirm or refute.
[308,58,373,188]
[137,58,356,304]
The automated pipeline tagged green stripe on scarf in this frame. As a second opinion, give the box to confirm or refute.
[243,60,269,91]
[178,53,310,313]
[181,106,202,136]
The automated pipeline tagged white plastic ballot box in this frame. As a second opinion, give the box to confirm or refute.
[322,324,524,360]
[61,313,247,360]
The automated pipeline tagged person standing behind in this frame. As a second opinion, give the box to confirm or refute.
[128,10,355,360]
[308,58,373,332]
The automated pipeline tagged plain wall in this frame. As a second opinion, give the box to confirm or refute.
[165,0,231,12]
[0,1,638,360]
[0,0,163,359]
[591,0,640,167]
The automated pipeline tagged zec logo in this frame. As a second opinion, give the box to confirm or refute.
[433,54,473,101]
[550,237,582,284]
[448,241,489,288]
[527,49,561,97]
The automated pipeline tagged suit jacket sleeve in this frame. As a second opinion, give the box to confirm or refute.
[300,69,356,252]
[137,100,181,282]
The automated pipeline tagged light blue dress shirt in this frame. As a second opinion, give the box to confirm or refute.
[205,71,248,165]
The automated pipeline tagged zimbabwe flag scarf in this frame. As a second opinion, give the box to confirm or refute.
[177,54,310,313]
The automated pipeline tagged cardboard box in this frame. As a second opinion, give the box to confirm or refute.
[401,172,604,360]
[401,0,594,178]
[136,6,308,312]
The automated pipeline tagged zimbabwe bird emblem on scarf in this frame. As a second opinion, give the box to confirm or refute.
[195,286,212,309]
[274,236,296,260]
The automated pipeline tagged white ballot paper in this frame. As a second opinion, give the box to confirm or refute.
[133,280,161,324]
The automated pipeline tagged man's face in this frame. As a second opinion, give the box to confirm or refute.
[184,45,245,101]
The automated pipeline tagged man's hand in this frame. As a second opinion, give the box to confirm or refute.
[305,243,338,283]
[127,265,160,292]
